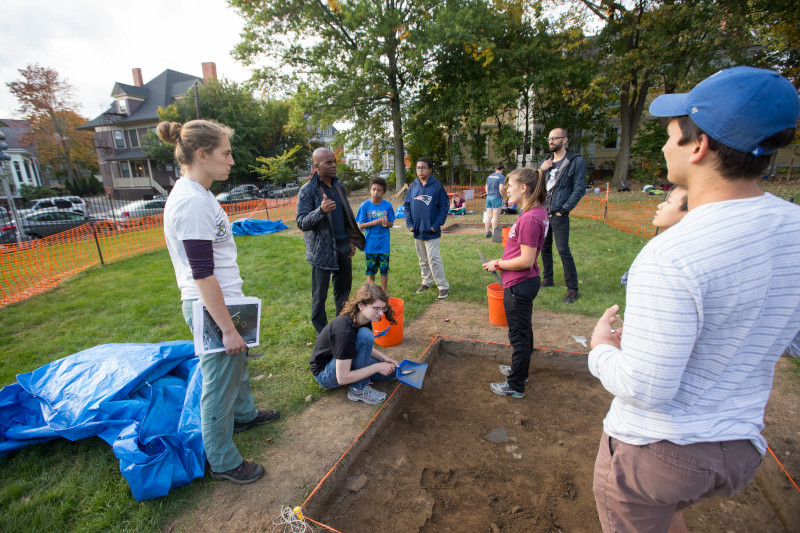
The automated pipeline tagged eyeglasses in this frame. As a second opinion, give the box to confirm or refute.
[415,166,430,171]
[547,136,566,142]
[370,305,389,313]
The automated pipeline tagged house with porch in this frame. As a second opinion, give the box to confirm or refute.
[79,63,218,197]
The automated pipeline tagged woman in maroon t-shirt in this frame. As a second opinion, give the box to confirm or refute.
[482,168,548,398]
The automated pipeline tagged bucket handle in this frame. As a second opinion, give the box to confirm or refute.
[373,325,391,338]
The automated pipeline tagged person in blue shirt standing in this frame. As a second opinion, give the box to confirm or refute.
[484,162,506,239]
[356,177,395,292]
[404,157,450,299]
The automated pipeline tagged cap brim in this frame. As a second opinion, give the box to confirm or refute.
[649,93,689,117]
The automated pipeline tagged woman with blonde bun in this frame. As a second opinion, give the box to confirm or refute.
[158,119,278,485]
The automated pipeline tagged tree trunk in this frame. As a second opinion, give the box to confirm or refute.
[612,78,651,189]
[386,36,406,190]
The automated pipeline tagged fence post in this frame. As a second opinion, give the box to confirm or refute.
[603,182,609,221]
[91,222,105,266]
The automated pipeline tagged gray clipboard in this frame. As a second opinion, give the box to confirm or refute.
[478,249,502,284]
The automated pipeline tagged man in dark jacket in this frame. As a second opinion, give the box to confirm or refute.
[404,157,450,299]
[297,148,365,333]
[539,128,586,303]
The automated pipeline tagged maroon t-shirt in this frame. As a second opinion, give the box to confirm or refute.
[501,206,548,288]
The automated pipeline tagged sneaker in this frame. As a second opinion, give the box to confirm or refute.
[233,409,280,433]
[541,279,554,287]
[438,288,449,299]
[490,381,525,399]
[563,290,579,304]
[498,365,529,383]
[485,231,492,238]
[347,384,387,405]
[416,284,430,293]
[211,460,264,485]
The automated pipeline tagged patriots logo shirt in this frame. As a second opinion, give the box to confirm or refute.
[414,194,432,206]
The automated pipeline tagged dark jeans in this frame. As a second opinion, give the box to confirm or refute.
[503,276,540,392]
[311,249,352,333]
[541,214,578,291]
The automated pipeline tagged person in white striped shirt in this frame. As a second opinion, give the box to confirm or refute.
[589,67,800,533]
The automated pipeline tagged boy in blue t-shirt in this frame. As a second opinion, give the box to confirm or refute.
[356,177,395,291]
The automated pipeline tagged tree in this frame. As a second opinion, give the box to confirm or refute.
[25,110,98,179]
[252,145,303,184]
[7,64,95,182]
[578,0,752,187]
[229,0,440,190]
[154,78,311,181]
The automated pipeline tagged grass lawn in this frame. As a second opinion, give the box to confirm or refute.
[1,186,798,530]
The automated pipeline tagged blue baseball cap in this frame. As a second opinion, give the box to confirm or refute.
[649,66,800,156]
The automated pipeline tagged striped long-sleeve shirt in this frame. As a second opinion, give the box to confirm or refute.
[589,193,800,454]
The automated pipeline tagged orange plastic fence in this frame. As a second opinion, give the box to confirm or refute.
[1,190,660,309]
[0,198,297,308]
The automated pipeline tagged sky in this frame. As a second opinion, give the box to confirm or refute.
[0,0,253,120]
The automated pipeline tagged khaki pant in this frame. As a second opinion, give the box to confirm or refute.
[414,238,449,290]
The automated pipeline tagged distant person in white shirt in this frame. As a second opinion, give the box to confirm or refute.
[589,67,800,533]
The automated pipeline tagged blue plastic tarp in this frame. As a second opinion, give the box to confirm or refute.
[0,341,205,501]
[231,218,289,235]
[394,205,405,218]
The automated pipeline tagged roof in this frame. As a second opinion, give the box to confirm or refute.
[0,119,35,151]
[104,148,148,161]
[80,69,202,130]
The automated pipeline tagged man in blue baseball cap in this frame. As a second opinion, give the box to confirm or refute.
[588,66,800,533]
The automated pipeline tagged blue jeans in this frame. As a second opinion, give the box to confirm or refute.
[503,276,540,392]
[182,300,258,473]
[313,327,395,390]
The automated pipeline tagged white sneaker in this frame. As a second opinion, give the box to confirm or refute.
[499,365,529,382]
[347,384,387,405]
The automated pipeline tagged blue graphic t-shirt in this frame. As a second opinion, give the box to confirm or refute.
[356,199,395,254]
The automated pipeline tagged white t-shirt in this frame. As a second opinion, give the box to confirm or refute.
[164,176,243,301]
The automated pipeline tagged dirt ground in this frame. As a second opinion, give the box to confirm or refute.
[173,300,800,532]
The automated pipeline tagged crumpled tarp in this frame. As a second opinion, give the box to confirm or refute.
[0,341,204,501]
[394,205,405,218]
[231,218,289,235]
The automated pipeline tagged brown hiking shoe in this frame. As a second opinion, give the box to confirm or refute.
[438,289,449,299]
[233,409,280,433]
[211,460,264,485]
[416,284,430,293]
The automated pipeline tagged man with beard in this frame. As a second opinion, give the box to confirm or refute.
[539,128,586,303]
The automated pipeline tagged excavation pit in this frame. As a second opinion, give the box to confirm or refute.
[303,337,788,532]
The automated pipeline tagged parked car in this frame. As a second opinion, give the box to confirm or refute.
[18,197,86,217]
[2,211,114,240]
[378,169,392,179]
[228,184,261,197]
[280,184,301,197]
[59,196,90,216]
[215,190,261,204]
[109,198,167,221]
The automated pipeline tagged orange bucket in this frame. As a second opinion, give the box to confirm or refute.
[373,297,404,347]
[502,227,510,247]
[487,283,507,327]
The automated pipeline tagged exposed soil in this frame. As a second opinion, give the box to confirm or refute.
[173,300,799,532]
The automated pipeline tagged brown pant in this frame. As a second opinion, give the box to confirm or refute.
[593,432,761,533]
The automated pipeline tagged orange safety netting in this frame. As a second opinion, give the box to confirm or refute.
[0,198,297,308]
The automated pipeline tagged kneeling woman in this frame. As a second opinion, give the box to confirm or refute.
[309,283,400,404]
[482,167,548,399]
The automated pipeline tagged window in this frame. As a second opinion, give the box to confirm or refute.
[128,129,139,147]
[120,162,131,178]
[117,99,128,114]
[114,130,126,149]
[603,127,620,150]
[13,161,23,181]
